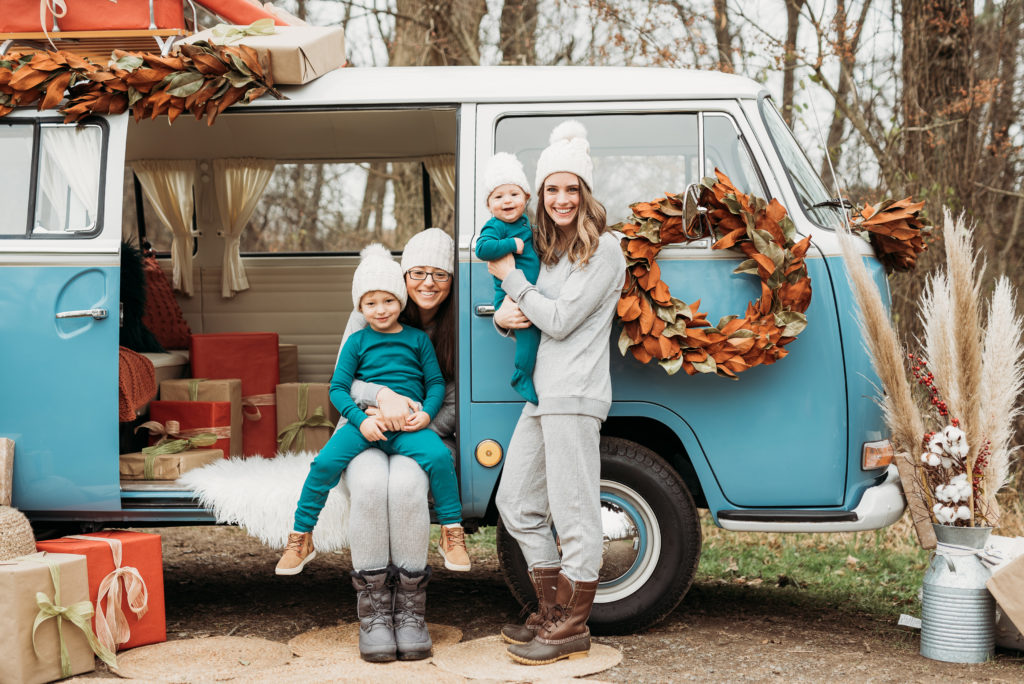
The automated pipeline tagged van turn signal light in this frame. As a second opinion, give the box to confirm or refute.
[475,439,503,468]
[862,439,894,469]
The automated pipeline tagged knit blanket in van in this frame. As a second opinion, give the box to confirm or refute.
[180,452,350,551]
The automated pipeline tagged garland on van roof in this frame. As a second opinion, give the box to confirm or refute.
[616,170,929,378]
[0,45,282,124]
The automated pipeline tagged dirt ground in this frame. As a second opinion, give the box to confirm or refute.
[89,525,1024,682]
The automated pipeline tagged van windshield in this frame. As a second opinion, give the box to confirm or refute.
[759,98,845,230]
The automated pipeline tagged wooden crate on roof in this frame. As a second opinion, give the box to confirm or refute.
[0,29,189,63]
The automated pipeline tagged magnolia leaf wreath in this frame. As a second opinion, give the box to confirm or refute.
[616,170,813,378]
[848,197,931,272]
[0,44,282,124]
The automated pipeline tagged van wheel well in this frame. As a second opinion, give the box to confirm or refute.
[602,416,706,509]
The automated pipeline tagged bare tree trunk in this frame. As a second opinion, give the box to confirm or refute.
[713,0,733,72]
[781,0,805,126]
[500,0,538,65]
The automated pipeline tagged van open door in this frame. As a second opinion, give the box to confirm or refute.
[0,112,128,520]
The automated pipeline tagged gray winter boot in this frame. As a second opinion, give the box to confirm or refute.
[350,567,397,662]
[393,566,433,660]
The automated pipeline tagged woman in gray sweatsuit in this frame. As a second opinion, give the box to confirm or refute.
[487,120,626,665]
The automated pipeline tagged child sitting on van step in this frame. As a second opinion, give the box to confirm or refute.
[474,152,541,404]
[277,244,470,575]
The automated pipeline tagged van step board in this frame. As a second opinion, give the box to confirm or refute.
[717,510,858,523]
[121,495,203,509]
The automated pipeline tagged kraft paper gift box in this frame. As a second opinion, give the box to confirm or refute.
[190,332,279,457]
[56,0,185,31]
[35,531,166,652]
[276,383,339,453]
[1,437,13,507]
[0,552,115,684]
[278,343,299,384]
[119,448,223,481]
[987,553,1024,643]
[148,399,233,459]
[182,24,346,84]
[160,378,242,457]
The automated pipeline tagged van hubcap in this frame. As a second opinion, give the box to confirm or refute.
[596,480,661,603]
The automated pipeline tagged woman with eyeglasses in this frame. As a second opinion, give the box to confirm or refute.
[333,228,463,663]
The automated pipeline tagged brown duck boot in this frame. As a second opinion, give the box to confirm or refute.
[507,572,598,665]
[500,566,560,645]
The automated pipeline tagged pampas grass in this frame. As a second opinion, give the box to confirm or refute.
[919,273,959,419]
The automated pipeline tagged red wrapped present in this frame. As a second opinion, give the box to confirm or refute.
[35,531,166,652]
[56,0,185,31]
[190,333,279,457]
[195,0,287,27]
[148,399,232,458]
[0,0,52,32]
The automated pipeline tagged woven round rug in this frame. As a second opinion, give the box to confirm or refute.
[431,635,621,680]
[112,636,292,682]
[226,655,466,683]
[288,622,462,659]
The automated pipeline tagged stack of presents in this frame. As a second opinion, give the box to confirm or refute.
[0,0,346,85]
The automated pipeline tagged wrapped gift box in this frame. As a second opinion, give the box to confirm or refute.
[190,333,279,457]
[148,399,233,459]
[195,0,287,27]
[160,378,242,456]
[0,0,52,32]
[1,437,13,507]
[120,448,223,481]
[0,552,102,683]
[35,532,166,652]
[276,383,339,453]
[57,0,185,31]
[182,25,345,84]
[278,344,299,384]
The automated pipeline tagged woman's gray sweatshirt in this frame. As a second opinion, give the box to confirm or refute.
[500,232,626,421]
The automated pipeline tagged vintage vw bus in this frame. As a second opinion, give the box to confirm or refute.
[0,65,904,634]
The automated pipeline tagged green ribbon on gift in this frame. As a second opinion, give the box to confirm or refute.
[28,555,117,677]
[136,419,218,479]
[277,383,335,453]
[210,18,276,44]
[187,378,206,402]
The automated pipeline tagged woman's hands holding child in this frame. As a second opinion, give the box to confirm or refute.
[375,387,420,431]
[404,411,431,431]
[359,416,387,442]
[495,296,531,330]
[487,253,516,280]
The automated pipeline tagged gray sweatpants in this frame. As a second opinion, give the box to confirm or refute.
[495,412,603,582]
[343,448,430,572]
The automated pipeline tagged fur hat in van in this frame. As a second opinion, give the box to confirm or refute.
[482,152,530,202]
[401,228,454,276]
[351,244,407,309]
[534,120,594,191]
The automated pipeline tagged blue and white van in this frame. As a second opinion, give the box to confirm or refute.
[0,65,904,634]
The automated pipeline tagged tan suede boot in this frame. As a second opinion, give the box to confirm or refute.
[500,566,560,645]
[507,572,598,665]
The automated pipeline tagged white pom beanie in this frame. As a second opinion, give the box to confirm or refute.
[401,228,454,275]
[352,243,407,309]
[534,120,594,191]
[482,152,530,201]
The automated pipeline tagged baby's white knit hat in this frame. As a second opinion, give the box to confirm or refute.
[534,120,594,191]
[352,243,407,309]
[401,228,454,275]
[483,152,530,201]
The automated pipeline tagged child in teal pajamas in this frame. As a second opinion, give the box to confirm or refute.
[475,152,541,404]
[278,244,467,576]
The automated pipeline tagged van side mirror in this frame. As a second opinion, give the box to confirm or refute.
[682,183,709,239]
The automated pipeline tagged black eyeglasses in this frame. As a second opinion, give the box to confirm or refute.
[406,269,451,282]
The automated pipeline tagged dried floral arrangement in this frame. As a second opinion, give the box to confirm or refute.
[848,197,931,272]
[838,210,1024,545]
[0,43,280,124]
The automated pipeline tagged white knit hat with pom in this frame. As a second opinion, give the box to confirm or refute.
[401,228,454,275]
[534,120,594,191]
[352,243,407,309]
[483,152,530,202]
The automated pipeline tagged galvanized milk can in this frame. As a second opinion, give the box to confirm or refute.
[920,524,995,663]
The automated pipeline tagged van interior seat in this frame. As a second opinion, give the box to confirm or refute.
[140,349,190,387]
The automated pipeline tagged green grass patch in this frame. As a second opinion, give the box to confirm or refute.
[697,514,930,619]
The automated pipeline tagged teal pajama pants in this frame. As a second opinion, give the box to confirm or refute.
[293,423,461,531]
[510,325,541,405]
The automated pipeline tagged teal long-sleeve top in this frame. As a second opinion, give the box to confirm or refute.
[475,215,540,308]
[329,325,446,429]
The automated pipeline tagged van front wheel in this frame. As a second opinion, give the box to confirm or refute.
[496,436,702,635]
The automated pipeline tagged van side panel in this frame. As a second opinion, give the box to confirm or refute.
[2,262,121,513]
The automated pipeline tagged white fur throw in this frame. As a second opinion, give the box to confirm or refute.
[179,452,350,551]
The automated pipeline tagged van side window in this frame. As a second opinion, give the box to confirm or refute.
[0,123,33,236]
[34,124,103,236]
[495,112,765,226]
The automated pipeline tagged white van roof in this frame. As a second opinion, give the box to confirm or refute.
[262,65,768,107]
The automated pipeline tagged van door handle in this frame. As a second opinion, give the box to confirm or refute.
[475,304,496,316]
[56,308,108,320]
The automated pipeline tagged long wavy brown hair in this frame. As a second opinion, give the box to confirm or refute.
[400,280,455,382]
[533,177,608,266]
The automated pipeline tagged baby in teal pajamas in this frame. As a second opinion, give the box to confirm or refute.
[475,152,541,404]
[278,244,467,576]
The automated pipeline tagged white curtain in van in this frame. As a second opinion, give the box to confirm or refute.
[134,160,198,296]
[213,158,275,298]
[38,126,101,233]
[423,154,456,209]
